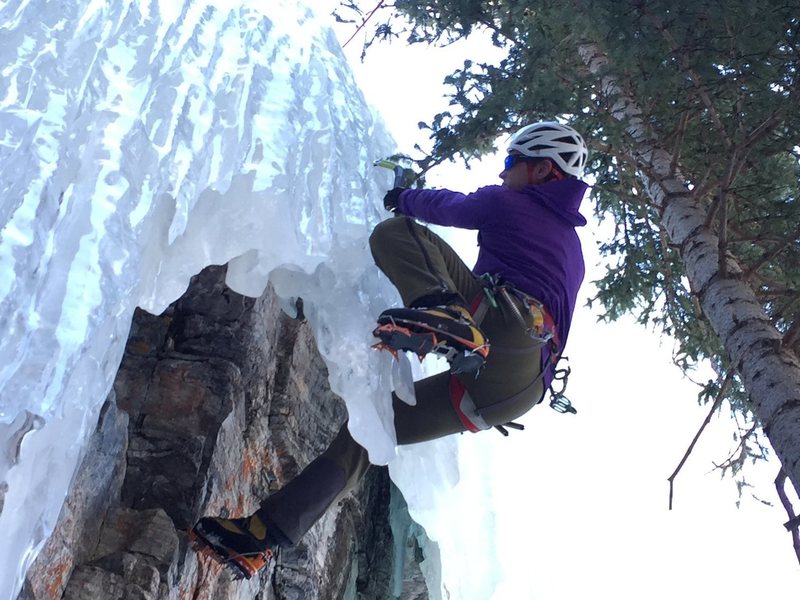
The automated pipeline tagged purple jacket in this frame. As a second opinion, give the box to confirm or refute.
[398,179,588,378]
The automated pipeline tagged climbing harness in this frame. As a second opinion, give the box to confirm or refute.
[475,273,559,348]
[468,274,577,432]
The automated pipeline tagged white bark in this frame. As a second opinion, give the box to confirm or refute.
[579,43,800,494]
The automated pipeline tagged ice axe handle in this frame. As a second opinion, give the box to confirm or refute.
[393,165,406,188]
[373,159,418,189]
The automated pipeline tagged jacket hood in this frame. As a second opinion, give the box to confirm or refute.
[524,179,589,227]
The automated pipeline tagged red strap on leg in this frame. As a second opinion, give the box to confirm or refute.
[449,377,480,433]
[468,292,483,316]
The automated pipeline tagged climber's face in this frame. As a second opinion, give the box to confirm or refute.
[500,154,556,190]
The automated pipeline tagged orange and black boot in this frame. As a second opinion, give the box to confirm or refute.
[189,514,275,579]
[373,304,489,374]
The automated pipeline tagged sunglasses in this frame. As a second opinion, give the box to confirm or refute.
[504,154,530,171]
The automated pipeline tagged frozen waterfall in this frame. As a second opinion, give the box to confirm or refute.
[0,1,500,598]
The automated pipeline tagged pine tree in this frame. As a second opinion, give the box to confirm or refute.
[342,0,800,493]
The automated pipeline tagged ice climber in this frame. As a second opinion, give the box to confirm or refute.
[190,121,590,578]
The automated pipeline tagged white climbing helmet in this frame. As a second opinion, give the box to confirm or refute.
[508,121,588,178]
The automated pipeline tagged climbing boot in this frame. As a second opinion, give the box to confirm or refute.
[373,304,489,374]
[189,514,274,579]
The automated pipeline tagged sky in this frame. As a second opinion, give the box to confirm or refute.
[328,10,800,599]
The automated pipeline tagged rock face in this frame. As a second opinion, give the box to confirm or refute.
[19,266,427,600]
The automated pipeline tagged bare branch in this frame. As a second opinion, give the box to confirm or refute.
[703,192,721,229]
[716,155,739,276]
[717,192,729,277]
[668,370,734,509]
[669,111,689,177]
[712,423,761,475]
[691,165,720,212]
[341,0,387,49]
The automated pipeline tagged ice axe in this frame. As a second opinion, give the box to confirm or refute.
[373,155,423,189]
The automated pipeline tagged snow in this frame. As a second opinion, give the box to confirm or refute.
[0,0,462,596]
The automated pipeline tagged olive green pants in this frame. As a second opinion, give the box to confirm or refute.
[259,217,543,545]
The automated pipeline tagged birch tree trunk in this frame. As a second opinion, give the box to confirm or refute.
[578,43,800,495]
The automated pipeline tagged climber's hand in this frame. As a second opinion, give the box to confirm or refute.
[383,188,405,213]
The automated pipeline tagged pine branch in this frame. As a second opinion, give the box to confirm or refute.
[668,370,733,509]
[474,15,520,46]
[716,111,786,199]
[649,15,734,151]
[756,290,798,307]
[596,141,667,211]
[728,232,793,245]
[742,224,800,282]
[773,291,800,320]
[745,274,798,296]
[742,110,785,154]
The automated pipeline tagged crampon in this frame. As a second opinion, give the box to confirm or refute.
[189,522,273,580]
[372,307,489,375]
